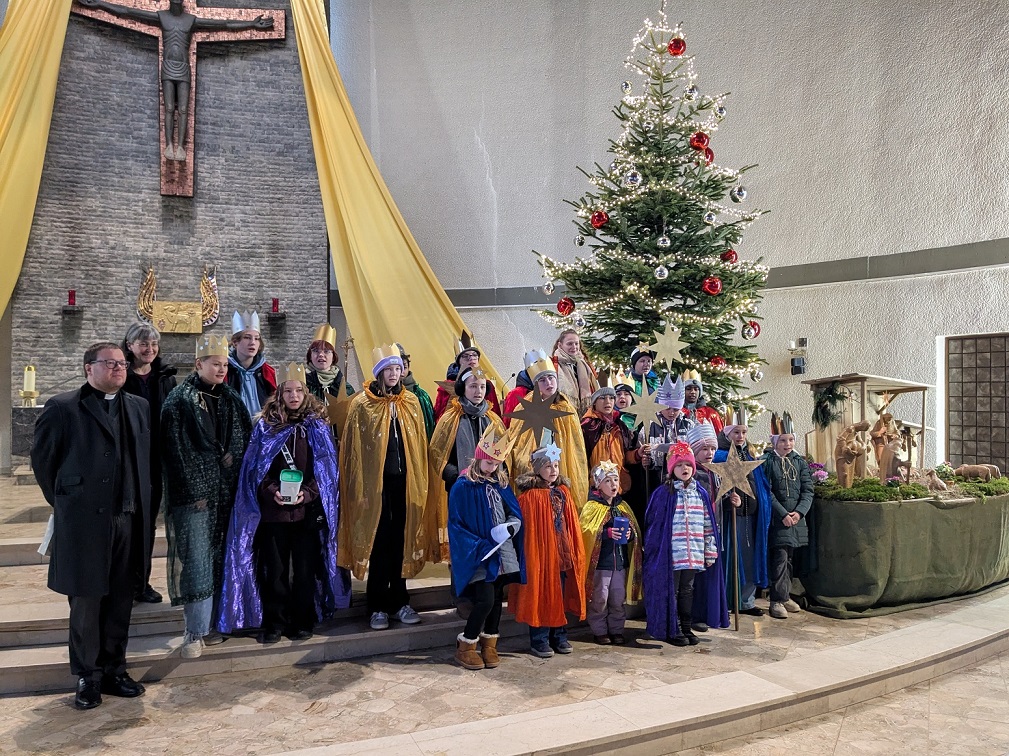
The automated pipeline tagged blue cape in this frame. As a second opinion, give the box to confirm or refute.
[713,446,772,591]
[447,476,526,590]
[642,481,716,640]
[218,416,351,632]
[691,470,729,628]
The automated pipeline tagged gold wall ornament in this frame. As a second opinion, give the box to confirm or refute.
[135,264,220,329]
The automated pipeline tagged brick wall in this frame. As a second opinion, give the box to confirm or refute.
[11,0,328,400]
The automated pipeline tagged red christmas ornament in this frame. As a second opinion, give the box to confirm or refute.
[590,210,609,229]
[704,147,715,165]
[720,249,738,263]
[557,297,576,316]
[688,131,710,151]
[748,320,761,337]
[702,276,723,296]
[668,37,686,56]
[710,355,727,369]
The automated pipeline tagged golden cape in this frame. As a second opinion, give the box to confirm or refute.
[337,386,431,581]
[507,392,589,511]
[426,398,505,563]
[579,498,643,605]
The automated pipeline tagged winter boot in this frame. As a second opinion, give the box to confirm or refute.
[455,634,484,670]
[479,633,500,668]
[680,614,699,646]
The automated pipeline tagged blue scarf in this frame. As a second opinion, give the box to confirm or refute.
[229,351,266,417]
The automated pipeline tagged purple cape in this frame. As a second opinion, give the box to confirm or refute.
[643,481,716,640]
[217,416,351,633]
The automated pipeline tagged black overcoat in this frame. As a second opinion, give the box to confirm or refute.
[31,385,152,597]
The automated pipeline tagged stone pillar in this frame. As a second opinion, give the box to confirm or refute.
[0,303,11,475]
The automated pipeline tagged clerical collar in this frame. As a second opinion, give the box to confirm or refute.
[104,393,118,400]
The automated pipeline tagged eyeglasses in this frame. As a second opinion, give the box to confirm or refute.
[133,341,159,349]
[90,359,129,369]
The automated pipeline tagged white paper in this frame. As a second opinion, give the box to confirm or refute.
[38,514,54,557]
[480,540,505,562]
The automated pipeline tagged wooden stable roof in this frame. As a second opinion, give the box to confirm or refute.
[802,373,932,395]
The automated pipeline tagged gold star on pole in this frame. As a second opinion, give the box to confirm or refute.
[705,451,765,501]
[504,391,574,447]
[650,322,690,367]
[620,384,665,429]
[435,380,456,394]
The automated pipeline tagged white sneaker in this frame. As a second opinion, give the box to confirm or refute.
[369,611,390,630]
[769,602,788,620]
[392,605,421,625]
[783,599,802,613]
[181,633,204,658]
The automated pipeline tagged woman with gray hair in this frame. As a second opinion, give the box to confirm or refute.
[122,321,178,603]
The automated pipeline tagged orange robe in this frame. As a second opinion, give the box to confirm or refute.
[508,481,586,626]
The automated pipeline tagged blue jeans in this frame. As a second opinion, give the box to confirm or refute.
[529,572,568,648]
[183,596,213,637]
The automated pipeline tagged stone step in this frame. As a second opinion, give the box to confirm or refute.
[0,580,455,648]
[0,605,523,696]
[12,465,36,486]
[0,531,168,567]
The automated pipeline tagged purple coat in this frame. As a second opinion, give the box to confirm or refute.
[217,416,351,632]
[691,468,730,629]
[643,480,717,641]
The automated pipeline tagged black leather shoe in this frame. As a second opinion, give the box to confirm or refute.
[288,630,313,641]
[136,585,163,604]
[741,606,764,617]
[691,622,709,633]
[101,672,145,698]
[75,677,102,709]
[262,630,282,644]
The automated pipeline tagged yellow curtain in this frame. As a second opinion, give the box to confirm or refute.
[290,0,503,395]
[0,0,72,315]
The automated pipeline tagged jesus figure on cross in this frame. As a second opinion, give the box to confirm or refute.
[78,0,273,160]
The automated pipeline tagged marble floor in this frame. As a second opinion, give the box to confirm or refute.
[673,652,1009,755]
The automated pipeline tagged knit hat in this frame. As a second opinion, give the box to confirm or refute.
[531,439,562,470]
[592,461,620,487]
[590,386,616,405]
[371,344,403,378]
[629,344,656,372]
[656,374,685,410]
[681,369,703,394]
[686,420,717,452]
[666,441,696,476]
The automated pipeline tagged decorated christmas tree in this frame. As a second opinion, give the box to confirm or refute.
[535,8,768,411]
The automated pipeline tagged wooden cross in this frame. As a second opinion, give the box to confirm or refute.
[72,0,286,197]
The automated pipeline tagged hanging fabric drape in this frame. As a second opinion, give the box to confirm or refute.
[0,0,73,315]
[289,0,504,395]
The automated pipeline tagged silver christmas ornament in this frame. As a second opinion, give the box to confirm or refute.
[609,161,618,173]
[623,170,642,188]
[643,120,655,131]
[654,265,669,280]
[703,211,716,225]
[730,185,747,203]
[656,235,671,248]
[574,235,585,246]
[750,368,764,383]
[741,323,757,340]
[714,105,727,120]
[621,80,632,94]
[683,85,698,101]
[573,312,587,328]
[542,280,556,295]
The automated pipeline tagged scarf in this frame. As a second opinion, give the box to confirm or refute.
[554,348,594,411]
[313,365,341,392]
[229,352,265,417]
[401,372,418,391]
[454,397,488,469]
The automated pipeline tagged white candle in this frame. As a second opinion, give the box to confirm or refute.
[23,366,35,393]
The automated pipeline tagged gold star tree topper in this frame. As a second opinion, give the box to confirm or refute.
[504,391,574,447]
[705,450,765,501]
[649,322,690,367]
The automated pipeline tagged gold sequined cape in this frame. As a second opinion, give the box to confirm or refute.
[337,386,431,581]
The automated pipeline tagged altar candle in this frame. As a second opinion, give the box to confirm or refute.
[272,298,280,313]
[67,289,76,306]
[23,365,35,393]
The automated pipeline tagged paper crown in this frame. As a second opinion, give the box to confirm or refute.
[681,369,703,391]
[629,343,656,366]
[279,362,307,386]
[592,460,620,486]
[196,335,229,359]
[656,374,685,409]
[458,367,486,385]
[685,420,718,448]
[455,330,480,362]
[524,349,556,382]
[311,323,337,351]
[613,368,634,391]
[723,403,749,428]
[371,344,404,377]
[231,310,261,336]
[531,442,562,465]
[771,411,795,436]
[474,424,514,463]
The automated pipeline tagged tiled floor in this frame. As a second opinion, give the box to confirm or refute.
[673,652,1009,755]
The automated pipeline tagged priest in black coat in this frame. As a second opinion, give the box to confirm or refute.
[32,342,152,710]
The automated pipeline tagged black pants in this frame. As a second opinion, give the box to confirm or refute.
[770,546,794,603]
[462,578,505,640]
[673,568,696,630]
[367,475,409,614]
[68,512,138,681]
[256,520,318,633]
[138,477,162,593]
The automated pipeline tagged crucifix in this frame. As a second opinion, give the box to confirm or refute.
[73,0,286,197]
